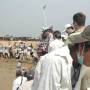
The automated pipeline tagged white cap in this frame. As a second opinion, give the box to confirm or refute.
[42,27,49,30]
[64,24,72,32]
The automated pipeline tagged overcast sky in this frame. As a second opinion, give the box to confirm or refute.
[0,0,90,37]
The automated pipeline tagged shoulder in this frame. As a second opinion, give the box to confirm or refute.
[13,77,21,85]
[20,80,33,90]
[49,39,58,44]
[22,77,27,81]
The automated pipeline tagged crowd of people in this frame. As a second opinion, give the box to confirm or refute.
[12,12,90,90]
[0,42,34,60]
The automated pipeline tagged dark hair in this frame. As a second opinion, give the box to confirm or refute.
[42,30,48,40]
[24,69,35,81]
[47,29,53,33]
[73,12,86,26]
[16,70,22,77]
[42,29,53,40]
[53,31,61,39]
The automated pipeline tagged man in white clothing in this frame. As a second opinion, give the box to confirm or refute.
[31,31,73,90]
[19,69,35,90]
[48,31,64,52]
[12,69,27,90]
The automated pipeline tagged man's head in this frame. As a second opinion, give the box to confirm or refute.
[41,28,53,40]
[53,31,61,39]
[24,69,35,81]
[16,69,22,78]
[73,12,86,29]
[64,24,75,35]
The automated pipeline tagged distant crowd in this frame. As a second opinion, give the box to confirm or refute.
[0,42,35,60]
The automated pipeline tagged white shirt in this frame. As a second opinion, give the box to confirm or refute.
[48,39,64,52]
[20,80,33,90]
[12,76,27,90]
[31,45,73,90]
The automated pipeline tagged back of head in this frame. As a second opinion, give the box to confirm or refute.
[73,12,86,26]
[24,69,35,81]
[53,31,61,39]
[42,30,48,40]
[16,69,22,78]
[42,28,53,40]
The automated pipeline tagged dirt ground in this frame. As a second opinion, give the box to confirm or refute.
[0,59,33,90]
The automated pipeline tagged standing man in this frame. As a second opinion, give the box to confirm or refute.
[12,69,27,90]
[66,12,86,88]
[67,12,86,63]
[67,12,86,42]
[67,25,90,90]
[31,31,73,90]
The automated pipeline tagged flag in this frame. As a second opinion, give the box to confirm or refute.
[43,4,47,10]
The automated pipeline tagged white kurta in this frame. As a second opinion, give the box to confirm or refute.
[31,45,73,90]
[20,80,33,90]
[12,76,27,90]
[48,39,64,52]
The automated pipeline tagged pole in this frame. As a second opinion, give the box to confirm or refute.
[42,4,47,28]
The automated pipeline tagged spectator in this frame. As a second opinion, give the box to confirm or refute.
[20,69,35,90]
[48,30,64,52]
[66,12,86,88]
[64,24,75,35]
[71,25,90,90]
[12,69,27,90]
[31,30,73,90]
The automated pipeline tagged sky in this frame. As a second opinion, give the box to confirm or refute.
[0,0,90,37]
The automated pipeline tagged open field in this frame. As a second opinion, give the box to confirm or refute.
[0,59,33,90]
